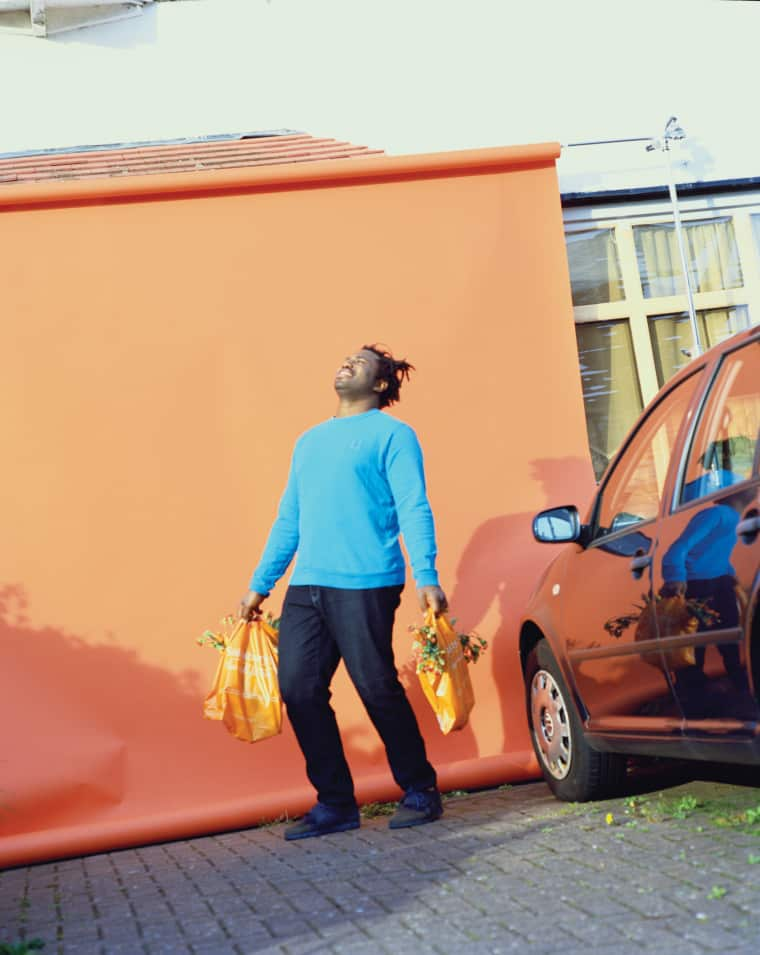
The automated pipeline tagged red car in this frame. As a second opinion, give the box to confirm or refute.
[522,327,760,800]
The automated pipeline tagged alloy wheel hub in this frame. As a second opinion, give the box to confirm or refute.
[530,668,572,780]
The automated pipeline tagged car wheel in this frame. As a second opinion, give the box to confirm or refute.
[525,639,626,801]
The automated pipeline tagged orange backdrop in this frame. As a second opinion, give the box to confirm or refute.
[0,143,595,867]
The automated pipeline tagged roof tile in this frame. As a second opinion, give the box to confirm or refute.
[0,133,384,186]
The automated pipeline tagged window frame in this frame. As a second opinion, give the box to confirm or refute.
[670,330,760,515]
[587,367,704,547]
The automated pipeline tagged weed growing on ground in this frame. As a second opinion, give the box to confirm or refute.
[706,803,760,833]
[256,814,290,828]
[621,789,760,834]
[623,793,700,821]
[360,802,396,818]
[0,941,45,955]
[707,886,728,901]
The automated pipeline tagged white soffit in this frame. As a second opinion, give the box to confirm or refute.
[0,0,151,36]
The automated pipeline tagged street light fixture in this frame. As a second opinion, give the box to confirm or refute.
[646,116,703,356]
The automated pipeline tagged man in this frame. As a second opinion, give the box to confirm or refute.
[240,344,447,840]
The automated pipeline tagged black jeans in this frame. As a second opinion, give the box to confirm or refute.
[278,584,437,809]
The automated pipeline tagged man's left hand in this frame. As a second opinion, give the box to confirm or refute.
[417,585,448,615]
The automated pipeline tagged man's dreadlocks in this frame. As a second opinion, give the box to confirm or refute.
[362,343,415,409]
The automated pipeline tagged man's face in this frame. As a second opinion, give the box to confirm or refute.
[334,349,383,400]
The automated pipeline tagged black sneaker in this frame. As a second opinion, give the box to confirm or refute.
[388,788,443,829]
[284,802,360,841]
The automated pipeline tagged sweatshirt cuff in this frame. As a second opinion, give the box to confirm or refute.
[414,569,440,588]
[249,575,271,597]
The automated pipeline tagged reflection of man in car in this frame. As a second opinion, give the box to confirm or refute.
[660,485,756,704]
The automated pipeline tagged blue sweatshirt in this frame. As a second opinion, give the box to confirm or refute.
[661,503,739,583]
[250,409,439,594]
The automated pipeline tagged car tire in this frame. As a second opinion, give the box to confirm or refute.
[525,639,626,801]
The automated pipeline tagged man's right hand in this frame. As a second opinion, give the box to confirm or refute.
[240,590,266,620]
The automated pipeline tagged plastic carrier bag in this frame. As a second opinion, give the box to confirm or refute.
[605,592,720,671]
[413,609,476,735]
[634,595,697,670]
[202,616,281,743]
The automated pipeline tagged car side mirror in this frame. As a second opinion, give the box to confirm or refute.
[532,505,582,544]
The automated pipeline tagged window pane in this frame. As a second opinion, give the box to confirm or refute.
[680,340,760,504]
[634,218,743,298]
[753,214,760,264]
[649,305,752,387]
[565,229,625,306]
[575,320,643,480]
[597,373,700,534]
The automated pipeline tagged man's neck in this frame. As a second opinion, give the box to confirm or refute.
[334,397,380,418]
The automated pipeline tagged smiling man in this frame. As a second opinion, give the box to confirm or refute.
[240,344,447,840]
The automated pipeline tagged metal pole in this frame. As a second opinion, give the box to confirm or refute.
[663,141,703,356]
[563,137,653,148]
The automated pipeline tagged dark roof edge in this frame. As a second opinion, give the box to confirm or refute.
[0,130,301,162]
[561,175,760,207]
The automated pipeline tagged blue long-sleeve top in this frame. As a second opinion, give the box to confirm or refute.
[250,409,440,595]
[661,503,739,583]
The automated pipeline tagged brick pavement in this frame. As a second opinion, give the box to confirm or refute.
[2,778,760,955]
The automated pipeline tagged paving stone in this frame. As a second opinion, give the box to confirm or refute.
[5,779,760,955]
[191,944,246,955]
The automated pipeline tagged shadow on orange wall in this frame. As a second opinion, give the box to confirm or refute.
[0,576,495,862]
[450,457,596,755]
[0,584,309,844]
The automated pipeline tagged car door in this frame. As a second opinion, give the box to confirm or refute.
[653,336,760,728]
[560,370,702,735]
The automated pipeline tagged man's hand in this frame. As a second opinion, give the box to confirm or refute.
[660,581,687,598]
[417,585,448,615]
[240,589,266,621]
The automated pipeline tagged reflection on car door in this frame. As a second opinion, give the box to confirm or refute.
[561,373,701,735]
[653,338,760,727]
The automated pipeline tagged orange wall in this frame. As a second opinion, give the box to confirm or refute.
[0,144,595,867]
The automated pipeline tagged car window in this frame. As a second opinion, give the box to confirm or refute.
[596,373,700,537]
[679,339,760,505]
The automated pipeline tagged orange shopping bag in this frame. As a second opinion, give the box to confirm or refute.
[411,609,480,735]
[634,594,697,670]
[202,616,281,743]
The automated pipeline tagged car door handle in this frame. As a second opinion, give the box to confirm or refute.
[630,553,652,579]
[737,514,760,543]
